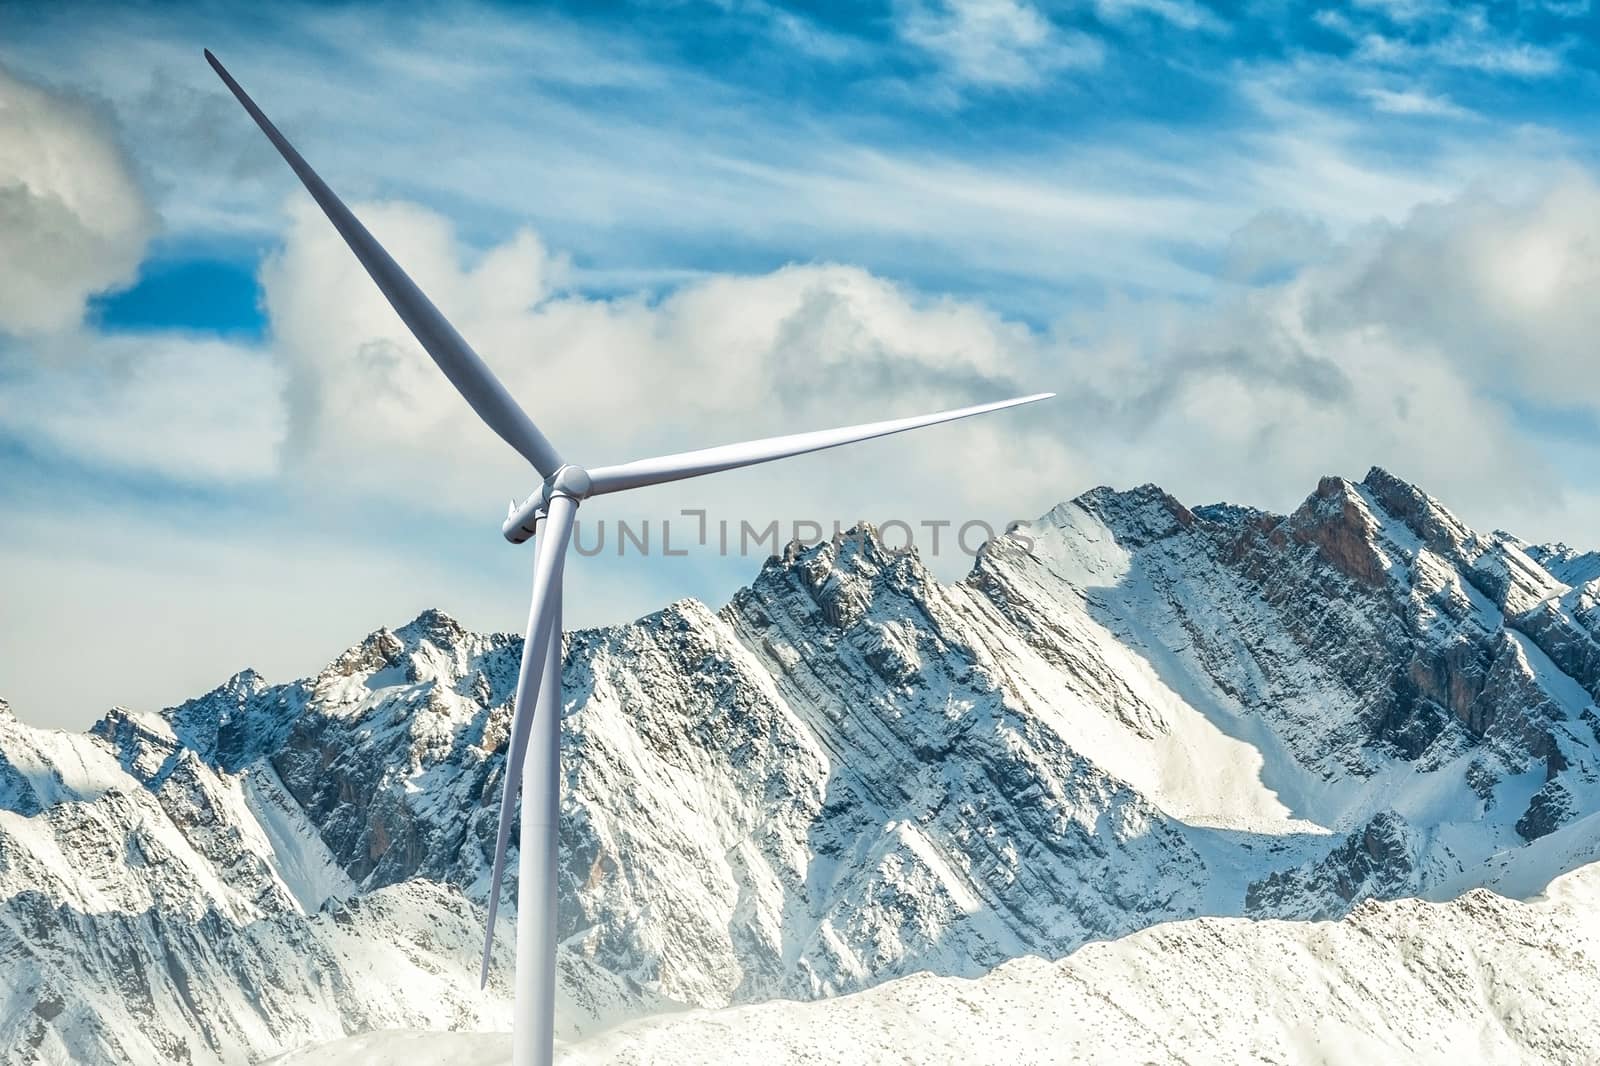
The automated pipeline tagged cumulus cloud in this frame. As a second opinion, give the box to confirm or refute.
[226,167,1600,583]
[1065,280,1548,522]
[0,64,154,335]
[258,195,1072,533]
[0,61,283,490]
[261,199,566,486]
[1321,173,1600,411]
[221,167,1600,545]
[1054,171,1600,532]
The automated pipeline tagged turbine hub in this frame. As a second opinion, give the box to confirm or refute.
[548,464,592,500]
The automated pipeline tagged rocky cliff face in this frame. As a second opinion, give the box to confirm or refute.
[3,468,1599,1064]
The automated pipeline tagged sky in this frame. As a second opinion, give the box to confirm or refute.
[2,0,1599,728]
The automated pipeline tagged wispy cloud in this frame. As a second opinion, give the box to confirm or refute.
[1093,0,1226,33]
[1348,0,1449,25]
[1322,4,1570,80]
[895,0,1104,91]
[1360,86,1472,119]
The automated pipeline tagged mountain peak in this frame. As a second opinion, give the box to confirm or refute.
[324,626,407,680]
[1070,483,1195,546]
[1285,473,1417,588]
[1359,466,1476,554]
[737,520,937,636]
[1360,465,1408,491]
[222,668,267,697]
[763,521,924,587]
[396,607,467,647]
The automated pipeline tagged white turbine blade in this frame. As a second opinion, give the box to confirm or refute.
[205,50,565,479]
[586,392,1054,496]
[479,496,576,988]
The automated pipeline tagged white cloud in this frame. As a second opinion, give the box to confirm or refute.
[261,199,563,493]
[0,64,154,335]
[1350,0,1448,24]
[897,0,1103,90]
[1434,38,1565,79]
[258,194,1073,527]
[255,171,1600,554]
[1051,172,1600,535]
[1324,171,1600,413]
[1062,273,1550,523]
[0,61,281,490]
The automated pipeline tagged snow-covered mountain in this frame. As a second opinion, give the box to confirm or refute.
[4,467,1599,1064]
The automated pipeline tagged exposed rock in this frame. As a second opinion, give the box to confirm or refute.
[1517,779,1575,841]
[1244,812,1418,918]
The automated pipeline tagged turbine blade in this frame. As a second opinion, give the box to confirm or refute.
[586,392,1054,496]
[204,50,565,478]
[479,496,577,988]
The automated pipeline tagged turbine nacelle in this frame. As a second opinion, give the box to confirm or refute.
[505,464,592,543]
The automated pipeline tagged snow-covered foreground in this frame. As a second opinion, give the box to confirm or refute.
[280,860,1600,1065]
[269,1031,508,1066]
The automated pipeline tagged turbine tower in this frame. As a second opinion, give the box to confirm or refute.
[206,50,1052,1066]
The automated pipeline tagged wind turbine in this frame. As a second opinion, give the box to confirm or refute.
[205,49,1053,1066]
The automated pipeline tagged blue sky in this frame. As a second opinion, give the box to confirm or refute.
[2,0,1599,726]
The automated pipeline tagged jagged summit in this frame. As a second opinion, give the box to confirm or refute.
[395,606,469,646]
[2,470,1599,1064]
[1361,463,1420,490]
[1061,482,1195,541]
